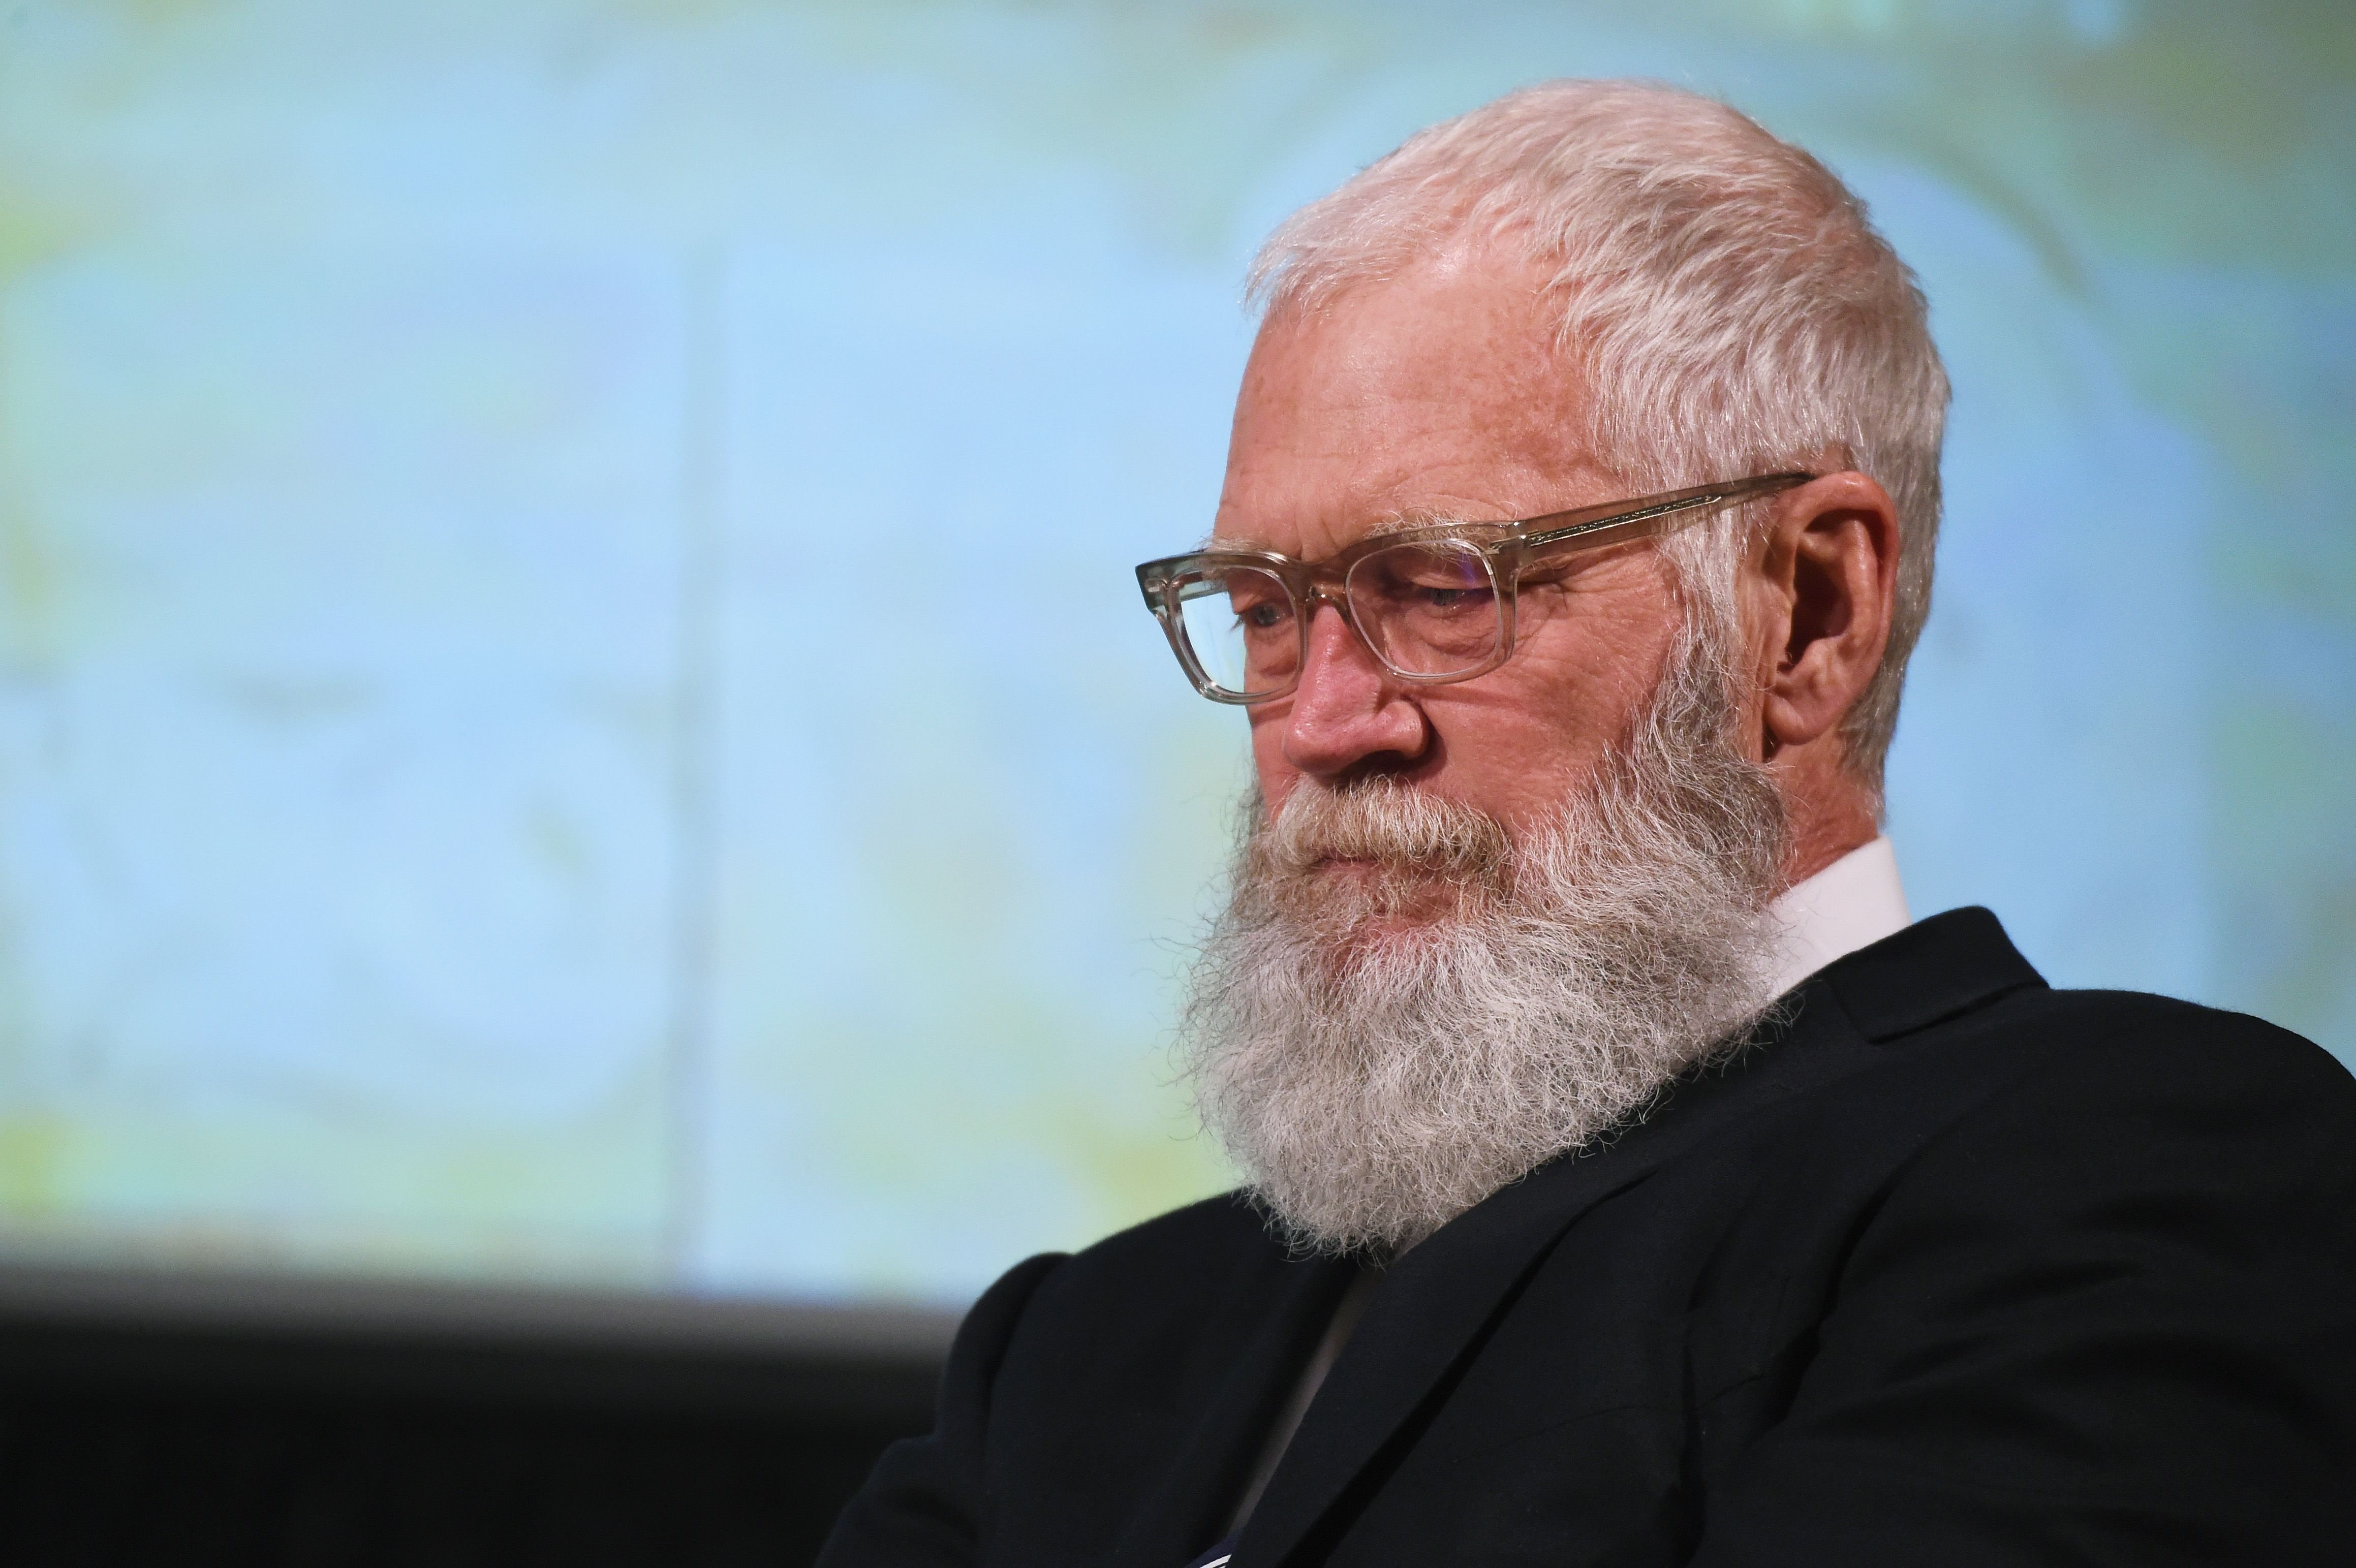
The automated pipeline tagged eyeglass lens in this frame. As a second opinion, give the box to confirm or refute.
[1173,541,1508,698]
[1344,540,1503,677]
[1176,565,1296,699]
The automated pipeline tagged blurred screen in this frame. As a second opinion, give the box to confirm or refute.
[0,1,2349,1309]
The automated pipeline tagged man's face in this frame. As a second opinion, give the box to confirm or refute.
[1214,248,1687,871]
[1192,249,1803,1252]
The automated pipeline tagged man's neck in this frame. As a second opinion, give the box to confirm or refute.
[1763,734,1882,890]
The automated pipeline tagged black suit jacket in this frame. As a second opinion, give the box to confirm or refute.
[820,910,2356,1565]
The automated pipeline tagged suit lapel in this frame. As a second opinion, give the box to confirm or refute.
[1233,907,2045,1566]
[1107,1233,1357,1568]
[1825,906,2044,1042]
[1229,1077,1751,1568]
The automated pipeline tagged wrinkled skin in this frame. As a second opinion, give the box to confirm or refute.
[1213,243,1899,918]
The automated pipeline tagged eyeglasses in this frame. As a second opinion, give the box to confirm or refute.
[1135,472,1814,705]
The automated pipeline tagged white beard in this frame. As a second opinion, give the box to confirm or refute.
[1175,622,1790,1257]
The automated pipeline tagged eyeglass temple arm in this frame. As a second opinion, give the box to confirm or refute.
[1515,472,1816,556]
[1132,473,1816,603]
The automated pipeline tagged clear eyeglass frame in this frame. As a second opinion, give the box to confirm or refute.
[1134,472,1816,705]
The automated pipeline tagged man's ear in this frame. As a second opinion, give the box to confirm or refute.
[1753,471,1900,760]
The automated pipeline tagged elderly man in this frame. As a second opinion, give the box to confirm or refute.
[821,81,2356,1565]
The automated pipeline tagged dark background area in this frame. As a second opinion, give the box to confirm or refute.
[0,1306,937,1565]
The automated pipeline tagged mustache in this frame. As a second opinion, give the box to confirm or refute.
[1261,776,1513,879]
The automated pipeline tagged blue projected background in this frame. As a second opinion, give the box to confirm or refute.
[0,1,2349,1309]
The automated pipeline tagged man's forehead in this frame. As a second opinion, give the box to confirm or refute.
[1211,249,1605,555]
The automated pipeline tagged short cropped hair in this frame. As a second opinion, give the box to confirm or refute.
[1248,79,1949,797]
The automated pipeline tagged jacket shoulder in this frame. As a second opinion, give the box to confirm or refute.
[1788,983,2356,1253]
[1898,981,2356,1120]
[1818,908,2354,1120]
[1021,1187,1279,1322]
[1708,976,2356,1262]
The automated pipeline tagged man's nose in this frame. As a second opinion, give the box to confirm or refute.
[1279,602,1431,778]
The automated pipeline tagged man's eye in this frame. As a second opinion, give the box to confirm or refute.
[1408,583,1492,613]
[1239,601,1290,630]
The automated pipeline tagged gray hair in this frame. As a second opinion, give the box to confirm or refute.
[1247,79,1948,798]
[1179,592,1789,1255]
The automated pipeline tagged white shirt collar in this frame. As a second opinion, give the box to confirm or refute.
[1762,835,1912,1000]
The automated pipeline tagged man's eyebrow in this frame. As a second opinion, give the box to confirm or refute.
[1201,509,1488,555]
[1197,529,1272,553]
[1362,508,1486,538]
